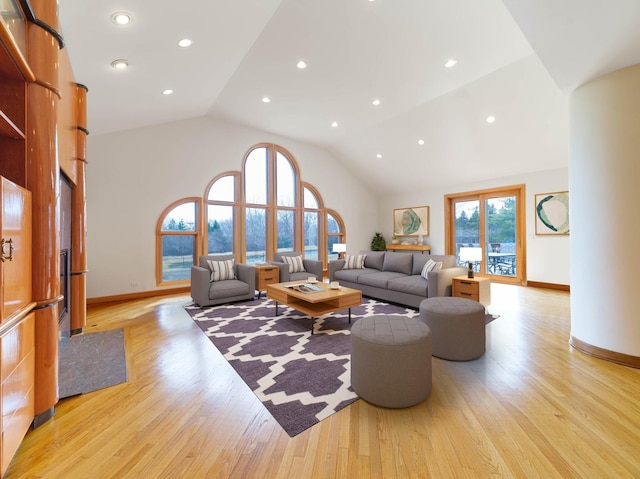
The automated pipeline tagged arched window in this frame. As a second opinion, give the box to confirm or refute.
[156,143,345,285]
[156,198,201,285]
[205,173,238,255]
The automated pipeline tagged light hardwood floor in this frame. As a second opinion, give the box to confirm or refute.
[6,284,640,478]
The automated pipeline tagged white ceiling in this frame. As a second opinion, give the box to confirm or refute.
[57,0,640,193]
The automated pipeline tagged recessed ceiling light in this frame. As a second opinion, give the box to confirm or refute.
[162,89,174,95]
[262,97,271,103]
[486,115,496,124]
[331,121,338,128]
[417,139,425,145]
[110,59,128,70]
[178,38,192,48]
[376,153,383,159]
[372,99,381,106]
[111,12,132,25]
[296,60,307,69]
[444,59,457,68]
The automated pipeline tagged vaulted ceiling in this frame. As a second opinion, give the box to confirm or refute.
[58,0,640,192]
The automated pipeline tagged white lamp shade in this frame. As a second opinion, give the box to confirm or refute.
[333,243,347,253]
[459,247,482,262]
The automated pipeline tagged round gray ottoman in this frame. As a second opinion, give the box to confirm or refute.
[351,314,431,408]
[419,297,486,361]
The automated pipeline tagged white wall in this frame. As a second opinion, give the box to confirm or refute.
[86,116,378,298]
[378,167,570,285]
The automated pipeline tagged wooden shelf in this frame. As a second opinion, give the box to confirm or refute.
[386,244,431,253]
[0,110,24,139]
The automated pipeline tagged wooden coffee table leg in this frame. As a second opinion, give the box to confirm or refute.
[275,302,279,316]
[349,308,351,324]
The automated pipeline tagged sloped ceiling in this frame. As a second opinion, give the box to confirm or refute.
[57,0,640,190]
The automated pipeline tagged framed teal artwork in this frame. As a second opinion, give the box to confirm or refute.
[393,206,429,237]
[535,191,569,235]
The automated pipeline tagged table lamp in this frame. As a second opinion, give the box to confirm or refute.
[459,247,482,278]
[333,243,347,260]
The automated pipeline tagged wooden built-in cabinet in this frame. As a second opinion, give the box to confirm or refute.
[0,179,34,477]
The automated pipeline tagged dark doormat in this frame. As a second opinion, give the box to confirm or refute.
[59,329,128,399]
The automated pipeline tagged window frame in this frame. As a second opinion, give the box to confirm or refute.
[156,197,202,286]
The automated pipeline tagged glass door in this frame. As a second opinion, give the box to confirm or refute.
[447,186,524,284]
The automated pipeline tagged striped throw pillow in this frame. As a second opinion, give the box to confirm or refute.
[282,255,305,273]
[344,254,366,270]
[207,259,236,282]
[420,259,443,280]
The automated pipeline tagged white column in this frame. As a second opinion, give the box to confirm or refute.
[569,64,640,359]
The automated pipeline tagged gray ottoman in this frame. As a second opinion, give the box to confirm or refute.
[419,297,486,361]
[351,315,431,408]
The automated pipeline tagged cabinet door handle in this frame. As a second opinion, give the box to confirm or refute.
[460,292,472,296]
[1,238,14,262]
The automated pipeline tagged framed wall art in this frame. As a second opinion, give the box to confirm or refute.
[393,206,429,236]
[535,191,569,235]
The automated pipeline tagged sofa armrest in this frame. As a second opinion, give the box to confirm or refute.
[236,263,256,291]
[268,261,290,282]
[303,259,323,281]
[427,266,467,298]
[191,265,212,306]
[328,259,346,281]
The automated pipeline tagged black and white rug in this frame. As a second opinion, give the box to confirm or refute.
[184,297,418,436]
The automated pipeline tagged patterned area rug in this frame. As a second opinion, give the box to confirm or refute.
[184,297,418,436]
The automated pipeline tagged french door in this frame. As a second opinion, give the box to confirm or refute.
[445,185,525,284]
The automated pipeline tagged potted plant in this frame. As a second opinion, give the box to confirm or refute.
[371,232,386,251]
[391,234,399,244]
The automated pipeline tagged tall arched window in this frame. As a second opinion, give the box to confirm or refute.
[156,198,201,285]
[205,172,238,255]
[156,143,345,285]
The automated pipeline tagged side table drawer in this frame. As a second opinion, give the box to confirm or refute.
[452,276,491,307]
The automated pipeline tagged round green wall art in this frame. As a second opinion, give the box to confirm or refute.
[536,193,569,234]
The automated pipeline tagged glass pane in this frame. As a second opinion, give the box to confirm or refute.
[304,187,319,209]
[207,205,234,254]
[161,235,194,281]
[327,213,340,233]
[485,196,516,277]
[245,207,266,264]
[245,147,267,204]
[454,200,480,269]
[304,211,319,260]
[277,209,295,252]
[328,235,342,261]
[208,175,235,202]
[276,152,295,207]
[161,202,196,231]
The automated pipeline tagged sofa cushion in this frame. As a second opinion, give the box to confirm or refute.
[361,250,385,271]
[359,271,406,289]
[334,268,378,283]
[282,255,305,273]
[208,279,250,299]
[388,275,428,297]
[207,258,236,282]
[382,252,413,275]
[344,254,366,269]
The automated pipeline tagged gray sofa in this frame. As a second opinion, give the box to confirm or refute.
[329,250,466,309]
[191,254,256,307]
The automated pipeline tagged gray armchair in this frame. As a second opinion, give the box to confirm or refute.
[190,254,256,307]
[270,251,323,283]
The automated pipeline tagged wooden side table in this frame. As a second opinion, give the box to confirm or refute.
[255,264,279,298]
[452,275,491,307]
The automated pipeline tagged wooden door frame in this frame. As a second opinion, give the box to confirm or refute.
[445,184,526,285]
